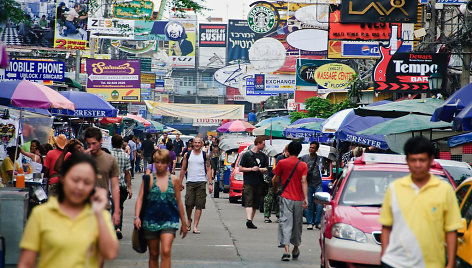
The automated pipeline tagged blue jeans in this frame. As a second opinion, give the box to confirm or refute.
[64,20,77,35]
[304,184,323,225]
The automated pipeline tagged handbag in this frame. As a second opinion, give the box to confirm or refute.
[132,174,151,253]
[277,160,301,196]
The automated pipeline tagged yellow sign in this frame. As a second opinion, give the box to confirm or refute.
[141,73,156,84]
[87,88,141,102]
[314,63,356,91]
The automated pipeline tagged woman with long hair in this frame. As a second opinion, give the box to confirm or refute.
[135,149,187,268]
[17,153,119,268]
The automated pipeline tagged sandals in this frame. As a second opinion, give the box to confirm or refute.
[281,253,291,261]
[192,229,201,234]
[187,220,192,231]
[292,248,300,259]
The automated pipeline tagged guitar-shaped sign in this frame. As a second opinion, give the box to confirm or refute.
[373,25,402,84]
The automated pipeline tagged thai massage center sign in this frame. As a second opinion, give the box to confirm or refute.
[86,59,141,102]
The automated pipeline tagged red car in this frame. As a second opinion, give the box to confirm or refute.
[228,143,252,203]
[316,153,456,268]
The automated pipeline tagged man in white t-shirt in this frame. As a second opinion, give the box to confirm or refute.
[179,137,212,234]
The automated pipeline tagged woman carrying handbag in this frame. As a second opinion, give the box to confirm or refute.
[134,149,187,268]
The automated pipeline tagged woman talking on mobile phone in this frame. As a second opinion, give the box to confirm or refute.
[135,149,187,268]
[17,153,119,268]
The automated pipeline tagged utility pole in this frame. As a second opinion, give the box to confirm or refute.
[462,9,472,87]
[75,50,81,82]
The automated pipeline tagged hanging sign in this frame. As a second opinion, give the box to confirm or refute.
[340,0,418,23]
[314,63,356,91]
[247,3,278,34]
[5,60,65,81]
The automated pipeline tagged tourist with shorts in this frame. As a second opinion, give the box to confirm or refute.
[239,136,269,229]
[179,137,212,234]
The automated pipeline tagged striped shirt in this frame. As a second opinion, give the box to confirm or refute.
[111,148,131,188]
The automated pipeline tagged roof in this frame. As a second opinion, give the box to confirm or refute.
[352,163,446,176]
[435,159,472,169]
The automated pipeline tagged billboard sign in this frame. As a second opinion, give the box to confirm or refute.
[199,24,227,68]
[314,63,356,92]
[88,18,135,39]
[253,74,296,94]
[169,19,196,68]
[296,59,333,91]
[112,0,154,20]
[5,60,65,81]
[227,20,262,63]
[340,0,418,23]
[86,59,141,102]
[54,0,88,50]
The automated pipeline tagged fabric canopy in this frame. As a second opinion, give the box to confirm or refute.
[448,132,472,148]
[432,83,472,122]
[354,98,443,118]
[51,91,117,117]
[145,100,244,119]
[358,114,452,135]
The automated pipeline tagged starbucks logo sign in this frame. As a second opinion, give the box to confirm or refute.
[248,5,276,34]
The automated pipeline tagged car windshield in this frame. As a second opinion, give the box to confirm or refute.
[442,166,472,186]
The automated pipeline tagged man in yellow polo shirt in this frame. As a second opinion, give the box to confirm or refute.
[379,136,462,268]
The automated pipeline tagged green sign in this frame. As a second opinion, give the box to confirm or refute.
[113,0,154,20]
[247,5,276,34]
[296,59,332,90]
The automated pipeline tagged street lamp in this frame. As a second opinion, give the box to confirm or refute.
[428,72,443,91]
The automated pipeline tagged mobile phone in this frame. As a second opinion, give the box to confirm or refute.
[88,187,96,203]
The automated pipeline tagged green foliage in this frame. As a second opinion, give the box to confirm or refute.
[289,97,355,123]
[347,74,367,104]
[0,0,29,24]
[172,0,208,15]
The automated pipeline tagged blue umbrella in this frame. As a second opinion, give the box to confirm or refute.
[432,83,472,122]
[284,118,332,143]
[291,117,321,125]
[255,116,291,127]
[449,132,472,148]
[453,102,472,131]
[51,91,118,117]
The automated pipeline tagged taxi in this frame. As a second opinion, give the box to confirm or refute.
[456,178,472,267]
[228,143,252,203]
[315,153,456,268]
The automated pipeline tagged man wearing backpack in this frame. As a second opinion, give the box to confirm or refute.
[300,141,323,230]
[179,137,212,234]
[239,136,269,229]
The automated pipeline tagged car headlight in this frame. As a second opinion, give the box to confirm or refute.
[332,223,367,243]
[234,173,243,181]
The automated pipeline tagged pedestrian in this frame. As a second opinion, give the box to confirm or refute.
[264,146,287,224]
[239,136,269,229]
[110,134,132,240]
[272,141,308,261]
[300,141,323,230]
[166,142,177,174]
[142,133,155,170]
[17,153,119,268]
[134,149,187,268]
[1,146,22,187]
[84,127,121,227]
[379,136,462,268]
[181,139,193,158]
[159,132,171,146]
[173,134,185,165]
[210,139,221,185]
[20,140,44,174]
[128,135,137,179]
[248,109,257,125]
[123,138,131,156]
[136,137,142,173]
[179,137,212,234]
[53,139,85,175]
[44,134,69,195]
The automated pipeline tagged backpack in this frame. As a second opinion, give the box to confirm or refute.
[185,150,207,174]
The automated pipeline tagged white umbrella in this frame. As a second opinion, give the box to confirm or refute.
[321,109,353,134]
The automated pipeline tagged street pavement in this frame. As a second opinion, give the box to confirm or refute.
[105,171,321,267]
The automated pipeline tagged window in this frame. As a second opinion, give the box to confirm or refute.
[461,189,472,225]
[457,185,471,207]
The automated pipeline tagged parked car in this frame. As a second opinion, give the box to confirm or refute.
[228,143,252,203]
[436,159,472,186]
[455,178,472,267]
[316,153,456,268]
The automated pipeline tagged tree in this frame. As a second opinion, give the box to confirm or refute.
[289,97,355,123]
[0,0,28,25]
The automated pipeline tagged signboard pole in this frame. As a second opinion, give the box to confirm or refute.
[462,10,472,87]
[75,50,81,82]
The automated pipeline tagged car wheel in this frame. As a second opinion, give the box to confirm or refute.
[229,196,238,203]
[223,186,230,193]
[214,181,220,198]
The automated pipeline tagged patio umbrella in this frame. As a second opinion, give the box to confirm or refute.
[51,91,117,117]
[354,98,443,118]
[121,114,151,127]
[291,117,321,125]
[146,120,166,133]
[164,126,182,135]
[217,120,255,133]
[453,102,472,131]
[284,119,331,143]
[252,121,288,137]
[321,109,353,133]
[358,114,452,135]
[0,80,74,110]
[100,117,122,124]
[431,83,472,122]
[255,116,291,127]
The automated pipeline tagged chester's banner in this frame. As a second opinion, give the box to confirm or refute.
[340,0,418,23]
[86,59,141,102]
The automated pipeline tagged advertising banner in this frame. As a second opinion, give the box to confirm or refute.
[112,0,154,20]
[54,0,88,49]
[314,63,356,93]
[169,19,196,68]
[155,79,165,92]
[328,40,413,59]
[134,21,168,41]
[296,59,333,91]
[227,20,262,63]
[0,0,56,47]
[199,24,227,68]
[5,60,65,81]
[88,18,135,39]
[374,52,448,93]
[140,72,155,101]
[86,59,141,102]
[193,118,223,126]
[340,0,418,23]
[145,100,245,119]
[253,74,296,94]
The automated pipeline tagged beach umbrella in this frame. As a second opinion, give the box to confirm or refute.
[217,120,255,133]
[253,121,288,137]
[0,80,74,110]
[358,114,452,135]
[432,83,472,122]
[354,98,443,118]
[121,114,151,127]
[321,109,353,133]
[255,116,291,127]
[291,117,321,125]
[146,120,166,133]
[51,91,117,117]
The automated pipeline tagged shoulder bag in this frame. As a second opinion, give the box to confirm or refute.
[277,160,301,196]
[132,174,151,253]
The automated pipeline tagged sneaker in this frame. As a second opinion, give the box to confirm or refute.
[246,220,257,229]
[264,218,272,223]
[315,224,321,229]
[116,230,123,240]
[281,253,291,261]
[307,224,314,230]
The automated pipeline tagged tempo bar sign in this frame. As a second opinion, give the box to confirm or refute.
[5,60,65,81]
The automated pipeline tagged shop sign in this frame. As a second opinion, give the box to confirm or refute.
[296,59,333,90]
[199,24,227,47]
[165,21,186,41]
[113,0,154,20]
[88,18,135,39]
[340,0,418,23]
[247,4,277,33]
[314,63,356,91]
[5,60,65,81]
[193,118,223,126]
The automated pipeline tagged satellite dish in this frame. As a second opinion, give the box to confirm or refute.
[295,5,329,29]
[249,38,286,73]
[238,72,272,104]
[286,29,328,52]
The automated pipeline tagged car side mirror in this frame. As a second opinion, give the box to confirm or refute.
[458,218,468,237]
[231,163,235,168]
[314,192,331,205]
